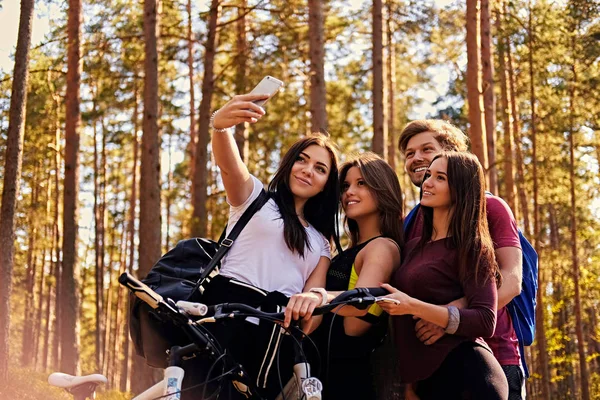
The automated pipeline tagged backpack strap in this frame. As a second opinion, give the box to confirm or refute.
[195,189,270,286]
[403,203,421,233]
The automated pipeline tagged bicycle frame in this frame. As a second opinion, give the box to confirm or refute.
[117,273,387,400]
[134,366,184,400]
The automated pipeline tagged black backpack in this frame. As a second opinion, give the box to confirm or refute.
[129,190,270,367]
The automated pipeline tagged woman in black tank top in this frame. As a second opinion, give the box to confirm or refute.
[286,153,404,399]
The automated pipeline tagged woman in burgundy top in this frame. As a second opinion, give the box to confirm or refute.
[379,152,509,399]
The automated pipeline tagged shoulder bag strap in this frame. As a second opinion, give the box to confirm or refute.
[196,189,270,284]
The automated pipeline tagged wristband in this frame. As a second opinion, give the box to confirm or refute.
[209,110,231,133]
[309,287,328,306]
[445,305,460,334]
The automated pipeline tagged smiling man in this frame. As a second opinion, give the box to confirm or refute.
[398,119,526,400]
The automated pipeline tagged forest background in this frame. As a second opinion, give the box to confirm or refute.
[0,0,599,399]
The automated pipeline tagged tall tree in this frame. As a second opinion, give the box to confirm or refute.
[386,1,396,172]
[186,0,197,180]
[528,3,551,397]
[0,0,35,380]
[372,0,386,158]
[191,0,220,237]
[495,3,515,212]
[568,29,590,400]
[60,0,83,374]
[234,0,249,162]
[466,0,488,174]
[308,0,328,133]
[134,0,162,392]
[480,0,497,193]
[121,83,140,393]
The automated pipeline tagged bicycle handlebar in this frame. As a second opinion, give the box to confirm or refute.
[119,272,390,325]
[119,272,163,309]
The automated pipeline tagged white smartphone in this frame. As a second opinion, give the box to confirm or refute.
[375,296,401,305]
[249,76,284,107]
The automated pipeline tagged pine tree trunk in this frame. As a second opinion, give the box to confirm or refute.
[133,0,162,393]
[386,2,396,172]
[480,0,496,193]
[372,0,386,158]
[121,85,140,392]
[49,74,63,370]
[568,43,590,400]
[466,0,488,173]
[21,167,40,367]
[186,0,197,182]
[234,0,249,162]
[192,0,220,237]
[495,3,516,214]
[165,135,173,252]
[505,30,531,235]
[92,97,105,372]
[308,0,328,133]
[0,0,34,381]
[42,261,55,371]
[59,0,83,375]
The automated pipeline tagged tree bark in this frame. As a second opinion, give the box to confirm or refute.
[568,37,590,400]
[60,0,83,375]
[186,0,197,182]
[466,0,488,174]
[480,0,497,193]
[191,0,220,237]
[121,84,140,393]
[505,29,531,235]
[386,2,396,172]
[234,0,249,162]
[49,72,63,371]
[0,0,34,381]
[133,0,162,393]
[21,165,40,367]
[371,0,386,158]
[308,0,328,133]
[92,95,105,372]
[495,3,516,215]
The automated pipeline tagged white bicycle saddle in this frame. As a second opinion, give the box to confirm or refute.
[48,372,108,389]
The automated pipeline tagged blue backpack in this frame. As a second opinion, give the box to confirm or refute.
[404,202,538,377]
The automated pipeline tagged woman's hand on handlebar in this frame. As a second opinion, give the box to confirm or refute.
[212,94,268,130]
[283,292,323,328]
[377,283,413,316]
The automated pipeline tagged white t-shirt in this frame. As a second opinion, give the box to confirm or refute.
[220,175,331,297]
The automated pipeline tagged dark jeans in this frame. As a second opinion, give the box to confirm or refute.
[415,341,509,400]
[501,364,525,400]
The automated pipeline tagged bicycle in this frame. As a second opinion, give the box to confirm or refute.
[49,272,387,400]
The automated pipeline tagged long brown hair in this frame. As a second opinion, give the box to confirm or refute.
[269,134,342,257]
[418,152,499,286]
[339,152,404,248]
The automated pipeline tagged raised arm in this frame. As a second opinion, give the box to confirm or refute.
[211,94,268,206]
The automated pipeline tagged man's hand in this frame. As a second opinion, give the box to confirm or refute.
[414,316,445,345]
